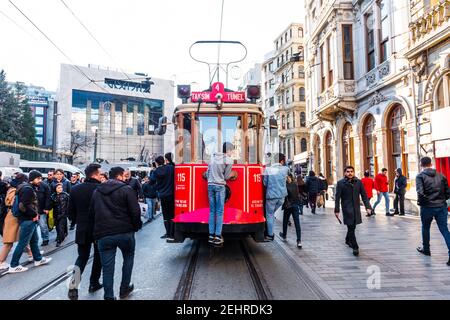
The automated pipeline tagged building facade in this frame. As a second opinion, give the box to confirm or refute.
[56,64,174,165]
[305,0,420,213]
[406,0,450,181]
[272,23,308,170]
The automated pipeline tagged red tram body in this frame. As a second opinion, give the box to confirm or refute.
[169,83,267,242]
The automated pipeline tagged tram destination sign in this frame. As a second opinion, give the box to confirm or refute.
[191,82,246,103]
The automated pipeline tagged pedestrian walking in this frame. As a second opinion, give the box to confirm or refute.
[263,153,289,241]
[142,165,157,222]
[296,174,308,215]
[45,169,55,186]
[67,163,103,300]
[124,170,144,201]
[373,168,392,216]
[51,183,70,247]
[8,171,52,273]
[100,173,108,183]
[334,166,372,256]
[361,171,375,217]
[0,171,8,237]
[90,167,142,300]
[279,174,303,248]
[305,171,320,214]
[32,177,52,246]
[0,174,35,271]
[70,172,81,187]
[318,173,328,209]
[154,155,175,241]
[415,157,450,266]
[206,142,234,245]
[393,168,407,216]
[51,169,73,230]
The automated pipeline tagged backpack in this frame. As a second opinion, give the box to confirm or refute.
[12,194,20,218]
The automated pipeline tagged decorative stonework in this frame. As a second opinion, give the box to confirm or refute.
[410,53,428,83]
[368,91,388,108]
[344,82,355,93]
[378,60,391,79]
[409,0,450,44]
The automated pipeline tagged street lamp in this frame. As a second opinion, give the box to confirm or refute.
[92,126,99,162]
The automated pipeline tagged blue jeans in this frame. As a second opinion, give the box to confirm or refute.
[10,220,43,267]
[98,232,136,299]
[373,192,390,213]
[421,206,450,256]
[265,198,284,237]
[208,184,226,236]
[145,198,156,220]
[38,213,49,242]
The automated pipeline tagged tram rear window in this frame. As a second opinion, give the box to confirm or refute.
[221,116,244,164]
[196,116,219,163]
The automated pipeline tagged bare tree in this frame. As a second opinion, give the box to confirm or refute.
[61,130,94,163]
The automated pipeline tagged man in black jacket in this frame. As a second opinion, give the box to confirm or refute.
[416,157,450,265]
[154,155,175,241]
[305,171,320,214]
[335,166,372,256]
[143,168,157,221]
[124,169,144,200]
[90,167,142,300]
[393,168,407,216]
[33,179,52,246]
[67,163,103,300]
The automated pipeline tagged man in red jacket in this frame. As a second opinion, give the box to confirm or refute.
[373,168,392,216]
[361,171,375,217]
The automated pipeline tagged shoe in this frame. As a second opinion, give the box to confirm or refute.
[264,235,274,242]
[353,249,359,256]
[56,242,61,247]
[345,240,352,248]
[41,240,49,247]
[208,235,215,244]
[386,213,394,216]
[28,256,33,262]
[160,234,167,239]
[34,257,52,267]
[417,247,431,256]
[68,288,78,300]
[104,297,117,300]
[393,212,399,215]
[297,241,302,249]
[213,236,224,246]
[399,213,405,216]
[119,283,134,299]
[89,283,103,293]
[8,265,28,273]
[166,238,176,243]
[279,232,287,242]
[0,262,10,271]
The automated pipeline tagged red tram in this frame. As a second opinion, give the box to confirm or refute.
[159,82,267,243]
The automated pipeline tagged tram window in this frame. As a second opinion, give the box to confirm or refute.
[247,114,259,164]
[182,115,192,163]
[222,116,244,164]
[195,116,218,163]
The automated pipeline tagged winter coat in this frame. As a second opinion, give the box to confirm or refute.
[334,177,372,226]
[394,169,407,194]
[297,177,308,204]
[33,181,52,215]
[142,173,157,199]
[318,177,328,192]
[361,177,375,199]
[154,165,175,199]
[305,176,320,195]
[17,182,39,222]
[263,163,289,200]
[126,177,144,199]
[283,181,301,210]
[51,178,71,194]
[374,173,389,193]
[68,178,101,245]
[52,192,69,220]
[90,179,142,240]
[2,188,19,243]
[416,169,450,208]
[206,153,233,186]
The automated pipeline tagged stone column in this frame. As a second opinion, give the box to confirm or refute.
[86,100,92,134]
[133,105,138,135]
[144,105,149,136]
[110,102,116,135]
[122,104,127,135]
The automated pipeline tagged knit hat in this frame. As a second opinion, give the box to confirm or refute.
[28,170,43,182]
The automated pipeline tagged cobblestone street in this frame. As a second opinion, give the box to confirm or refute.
[274,201,450,300]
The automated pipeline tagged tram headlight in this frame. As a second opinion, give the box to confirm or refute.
[246,85,261,101]
[177,85,191,102]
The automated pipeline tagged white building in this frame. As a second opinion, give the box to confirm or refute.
[56,64,174,165]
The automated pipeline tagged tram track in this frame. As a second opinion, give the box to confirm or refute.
[174,239,272,301]
[19,214,161,300]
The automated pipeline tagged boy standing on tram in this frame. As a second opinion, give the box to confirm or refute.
[206,142,234,246]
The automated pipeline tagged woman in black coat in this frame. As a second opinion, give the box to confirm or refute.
[334,166,372,256]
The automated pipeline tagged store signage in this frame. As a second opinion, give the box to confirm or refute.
[431,107,450,141]
[105,78,154,93]
[435,140,450,158]
[27,95,48,106]
[191,82,246,103]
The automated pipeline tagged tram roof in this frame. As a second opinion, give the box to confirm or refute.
[174,103,264,115]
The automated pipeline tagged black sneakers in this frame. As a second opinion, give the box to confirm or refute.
[279,232,287,242]
[265,235,275,242]
[41,240,49,247]
[213,236,224,246]
[417,247,431,256]
[119,283,134,299]
[353,249,359,256]
[89,283,103,293]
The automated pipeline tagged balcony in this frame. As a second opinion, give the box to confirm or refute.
[361,59,392,89]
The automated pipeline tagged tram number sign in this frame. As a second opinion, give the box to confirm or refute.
[191,82,246,103]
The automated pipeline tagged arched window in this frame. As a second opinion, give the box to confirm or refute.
[299,87,306,101]
[325,131,333,183]
[363,115,377,176]
[388,105,407,180]
[298,27,304,38]
[342,123,354,170]
[300,112,306,127]
[436,72,450,109]
[301,138,307,152]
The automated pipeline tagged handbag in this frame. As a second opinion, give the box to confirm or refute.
[317,195,324,208]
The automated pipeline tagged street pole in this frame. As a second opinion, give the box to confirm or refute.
[93,128,98,162]
[52,101,58,161]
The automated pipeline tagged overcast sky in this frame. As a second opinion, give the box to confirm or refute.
[0,0,304,92]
